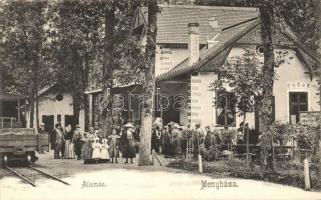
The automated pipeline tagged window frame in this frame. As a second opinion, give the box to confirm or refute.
[214,91,237,127]
[288,91,309,123]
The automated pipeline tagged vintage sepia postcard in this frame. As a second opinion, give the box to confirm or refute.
[0,0,321,199]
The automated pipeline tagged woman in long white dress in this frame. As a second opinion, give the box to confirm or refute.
[100,139,110,161]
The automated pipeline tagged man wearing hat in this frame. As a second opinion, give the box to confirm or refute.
[204,125,215,150]
[37,122,46,153]
[193,123,204,158]
[54,123,64,159]
[172,124,182,157]
[73,124,83,160]
[38,122,46,134]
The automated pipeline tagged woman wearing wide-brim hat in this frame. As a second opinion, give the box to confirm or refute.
[122,123,136,164]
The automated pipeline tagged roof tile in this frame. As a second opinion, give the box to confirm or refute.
[156,19,261,81]
[155,4,259,44]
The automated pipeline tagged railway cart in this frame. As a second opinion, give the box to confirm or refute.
[0,128,49,167]
[0,92,49,167]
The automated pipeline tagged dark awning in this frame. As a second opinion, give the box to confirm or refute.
[0,92,25,101]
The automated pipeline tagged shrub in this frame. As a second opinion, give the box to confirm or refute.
[167,159,198,171]
[311,149,321,189]
[268,121,291,144]
[202,146,220,161]
[226,157,247,169]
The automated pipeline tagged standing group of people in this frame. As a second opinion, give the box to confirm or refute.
[52,123,82,160]
[159,122,210,159]
[46,118,258,163]
[152,122,190,158]
[152,121,259,159]
[48,120,139,164]
[81,122,138,164]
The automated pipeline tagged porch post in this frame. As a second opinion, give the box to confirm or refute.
[89,94,93,127]
[18,98,21,122]
[128,92,131,121]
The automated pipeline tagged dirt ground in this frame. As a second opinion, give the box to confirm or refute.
[0,150,178,179]
[1,151,321,200]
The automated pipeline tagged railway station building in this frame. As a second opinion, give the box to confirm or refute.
[131,4,320,130]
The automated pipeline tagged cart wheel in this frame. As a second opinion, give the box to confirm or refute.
[3,155,8,166]
[26,154,32,164]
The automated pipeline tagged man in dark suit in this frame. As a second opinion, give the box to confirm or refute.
[54,123,64,159]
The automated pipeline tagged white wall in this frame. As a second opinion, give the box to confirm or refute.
[273,50,320,123]
[155,45,188,76]
[26,91,85,132]
[227,47,320,125]
[190,72,217,127]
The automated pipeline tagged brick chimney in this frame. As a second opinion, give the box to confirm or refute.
[188,22,200,66]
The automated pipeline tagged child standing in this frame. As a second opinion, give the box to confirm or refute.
[108,128,120,163]
[101,139,110,161]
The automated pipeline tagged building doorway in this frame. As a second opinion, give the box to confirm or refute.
[65,115,78,128]
[42,115,54,133]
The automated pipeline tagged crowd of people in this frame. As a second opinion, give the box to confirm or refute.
[49,120,139,164]
[41,116,259,164]
[152,121,259,159]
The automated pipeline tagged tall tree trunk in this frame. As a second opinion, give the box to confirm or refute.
[35,89,39,129]
[29,90,35,128]
[34,57,39,129]
[72,49,82,126]
[259,1,276,171]
[241,113,249,169]
[314,0,321,183]
[315,0,321,146]
[138,0,158,166]
[34,0,44,130]
[83,52,90,131]
[102,8,115,135]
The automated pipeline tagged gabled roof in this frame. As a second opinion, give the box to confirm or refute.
[156,16,321,82]
[199,46,232,72]
[156,18,261,81]
[133,4,259,44]
[38,82,58,97]
[276,21,321,66]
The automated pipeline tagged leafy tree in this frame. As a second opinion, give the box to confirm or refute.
[211,49,266,168]
[101,0,141,135]
[0,0,51,128]
[46,0,141,132]
[45,1,106,127]
[138,0,158,166]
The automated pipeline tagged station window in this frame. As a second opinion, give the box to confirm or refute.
[289,92,308,123]
[215,91,236,127]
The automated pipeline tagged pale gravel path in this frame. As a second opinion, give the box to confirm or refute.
[0,152,321,200]
[1,166,321,200]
